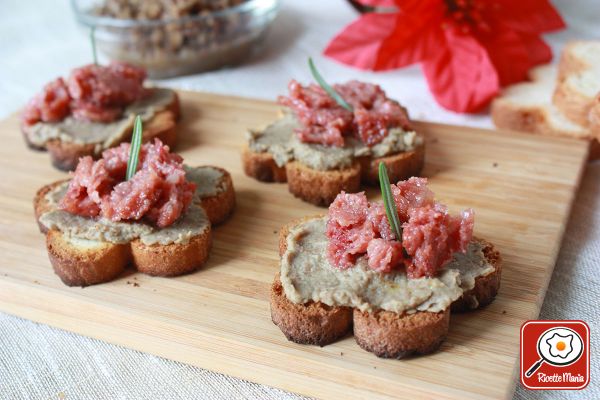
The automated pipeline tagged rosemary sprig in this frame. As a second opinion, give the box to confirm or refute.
[308,57,353,112]
[378,162,403,241]
[126,116,143,181]
[90,27,98,66]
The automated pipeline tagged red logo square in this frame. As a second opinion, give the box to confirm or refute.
[520,320,589,390]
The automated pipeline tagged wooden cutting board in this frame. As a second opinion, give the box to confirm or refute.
[0,91,589,399]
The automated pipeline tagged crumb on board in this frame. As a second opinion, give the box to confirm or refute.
[502,310,507,314]
[133,282,140,287]
[273,230,277,234]
[493,162,498,167]
[340,352,344,356]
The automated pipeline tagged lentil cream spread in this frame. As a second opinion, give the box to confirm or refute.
[248,80,421,171]
[280,178,494,314]
[39,141,225,245]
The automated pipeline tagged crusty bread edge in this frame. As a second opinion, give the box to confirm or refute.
[242,141,425,207]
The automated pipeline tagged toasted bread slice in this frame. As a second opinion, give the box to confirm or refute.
[553,41,600,127]
[353,308,450,359]
[242,142,425,206]
[590,94,600,138]
[451,238,502,312]
[557,41,600,81]
[491,65,592,140]
[359,143,426,185]
[273,216,352,345]
[23,91,180,171]
[271,275,353,346]
[553,70,599,128]
[272,218,500,357]
[285,161,361,206]
[241,145,287,183]
[34,164,234,286]
[193,166,236,225]
[33,180,69,234]
[47,230,131,287]
[131,226,211,277]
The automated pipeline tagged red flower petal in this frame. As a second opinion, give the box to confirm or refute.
[518,33,552,66]
[354,0,398,7]
[324,13,400,70]
[477,25,533,86]
[374,5,445,70]
[422,28,499,113]
[493,0,565,34]
[324,2,444,71]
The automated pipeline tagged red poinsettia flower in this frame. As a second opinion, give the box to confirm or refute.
[324,0,565,113]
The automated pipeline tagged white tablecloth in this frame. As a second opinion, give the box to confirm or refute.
[0,0,598,398]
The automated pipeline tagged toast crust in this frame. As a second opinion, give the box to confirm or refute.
[553,81,594,128]
[359,142,426,185]
[47,230,131,287]
[557,41,597,81]
[131,227,211,277]
[34,164,233,286]
[353,308,450,359]
[285,161,361,206]
[271,275,353,346]
[196,167,236,225]
[33,180,69,234]
[241,145,287,183]
[23,91,180,171]
[272,217,501,357]
[451,238,502,312]
[242,142,425,206]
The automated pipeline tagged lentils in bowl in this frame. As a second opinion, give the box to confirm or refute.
[72,0,279,78]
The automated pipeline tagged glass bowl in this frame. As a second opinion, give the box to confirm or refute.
[71,0,280,79]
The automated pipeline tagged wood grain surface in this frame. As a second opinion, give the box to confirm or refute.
[0,91,589,399]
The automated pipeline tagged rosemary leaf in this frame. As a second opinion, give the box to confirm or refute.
[90,27,98,66]
[308,58,353,112]
[378,162,403,241]
[126,115,143,181]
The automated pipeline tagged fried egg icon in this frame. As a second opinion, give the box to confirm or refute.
[546,332,573,358]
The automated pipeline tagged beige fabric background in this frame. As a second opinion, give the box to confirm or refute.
[0,0,597,398]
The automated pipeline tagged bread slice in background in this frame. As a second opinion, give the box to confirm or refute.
[557,41,600,80]
[492,41,600,161]
[553,41,600,127]
[491,65,591,140]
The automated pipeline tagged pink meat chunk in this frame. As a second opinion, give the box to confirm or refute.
[22,62,148,125]
[326,178,474,277]
[326,192,373,268]
[402,205,474,279]
[278,79,411,147]
[22,78,71,125]
[60,139,196,228]
[367,238,404,273]
[68,62,147,123]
